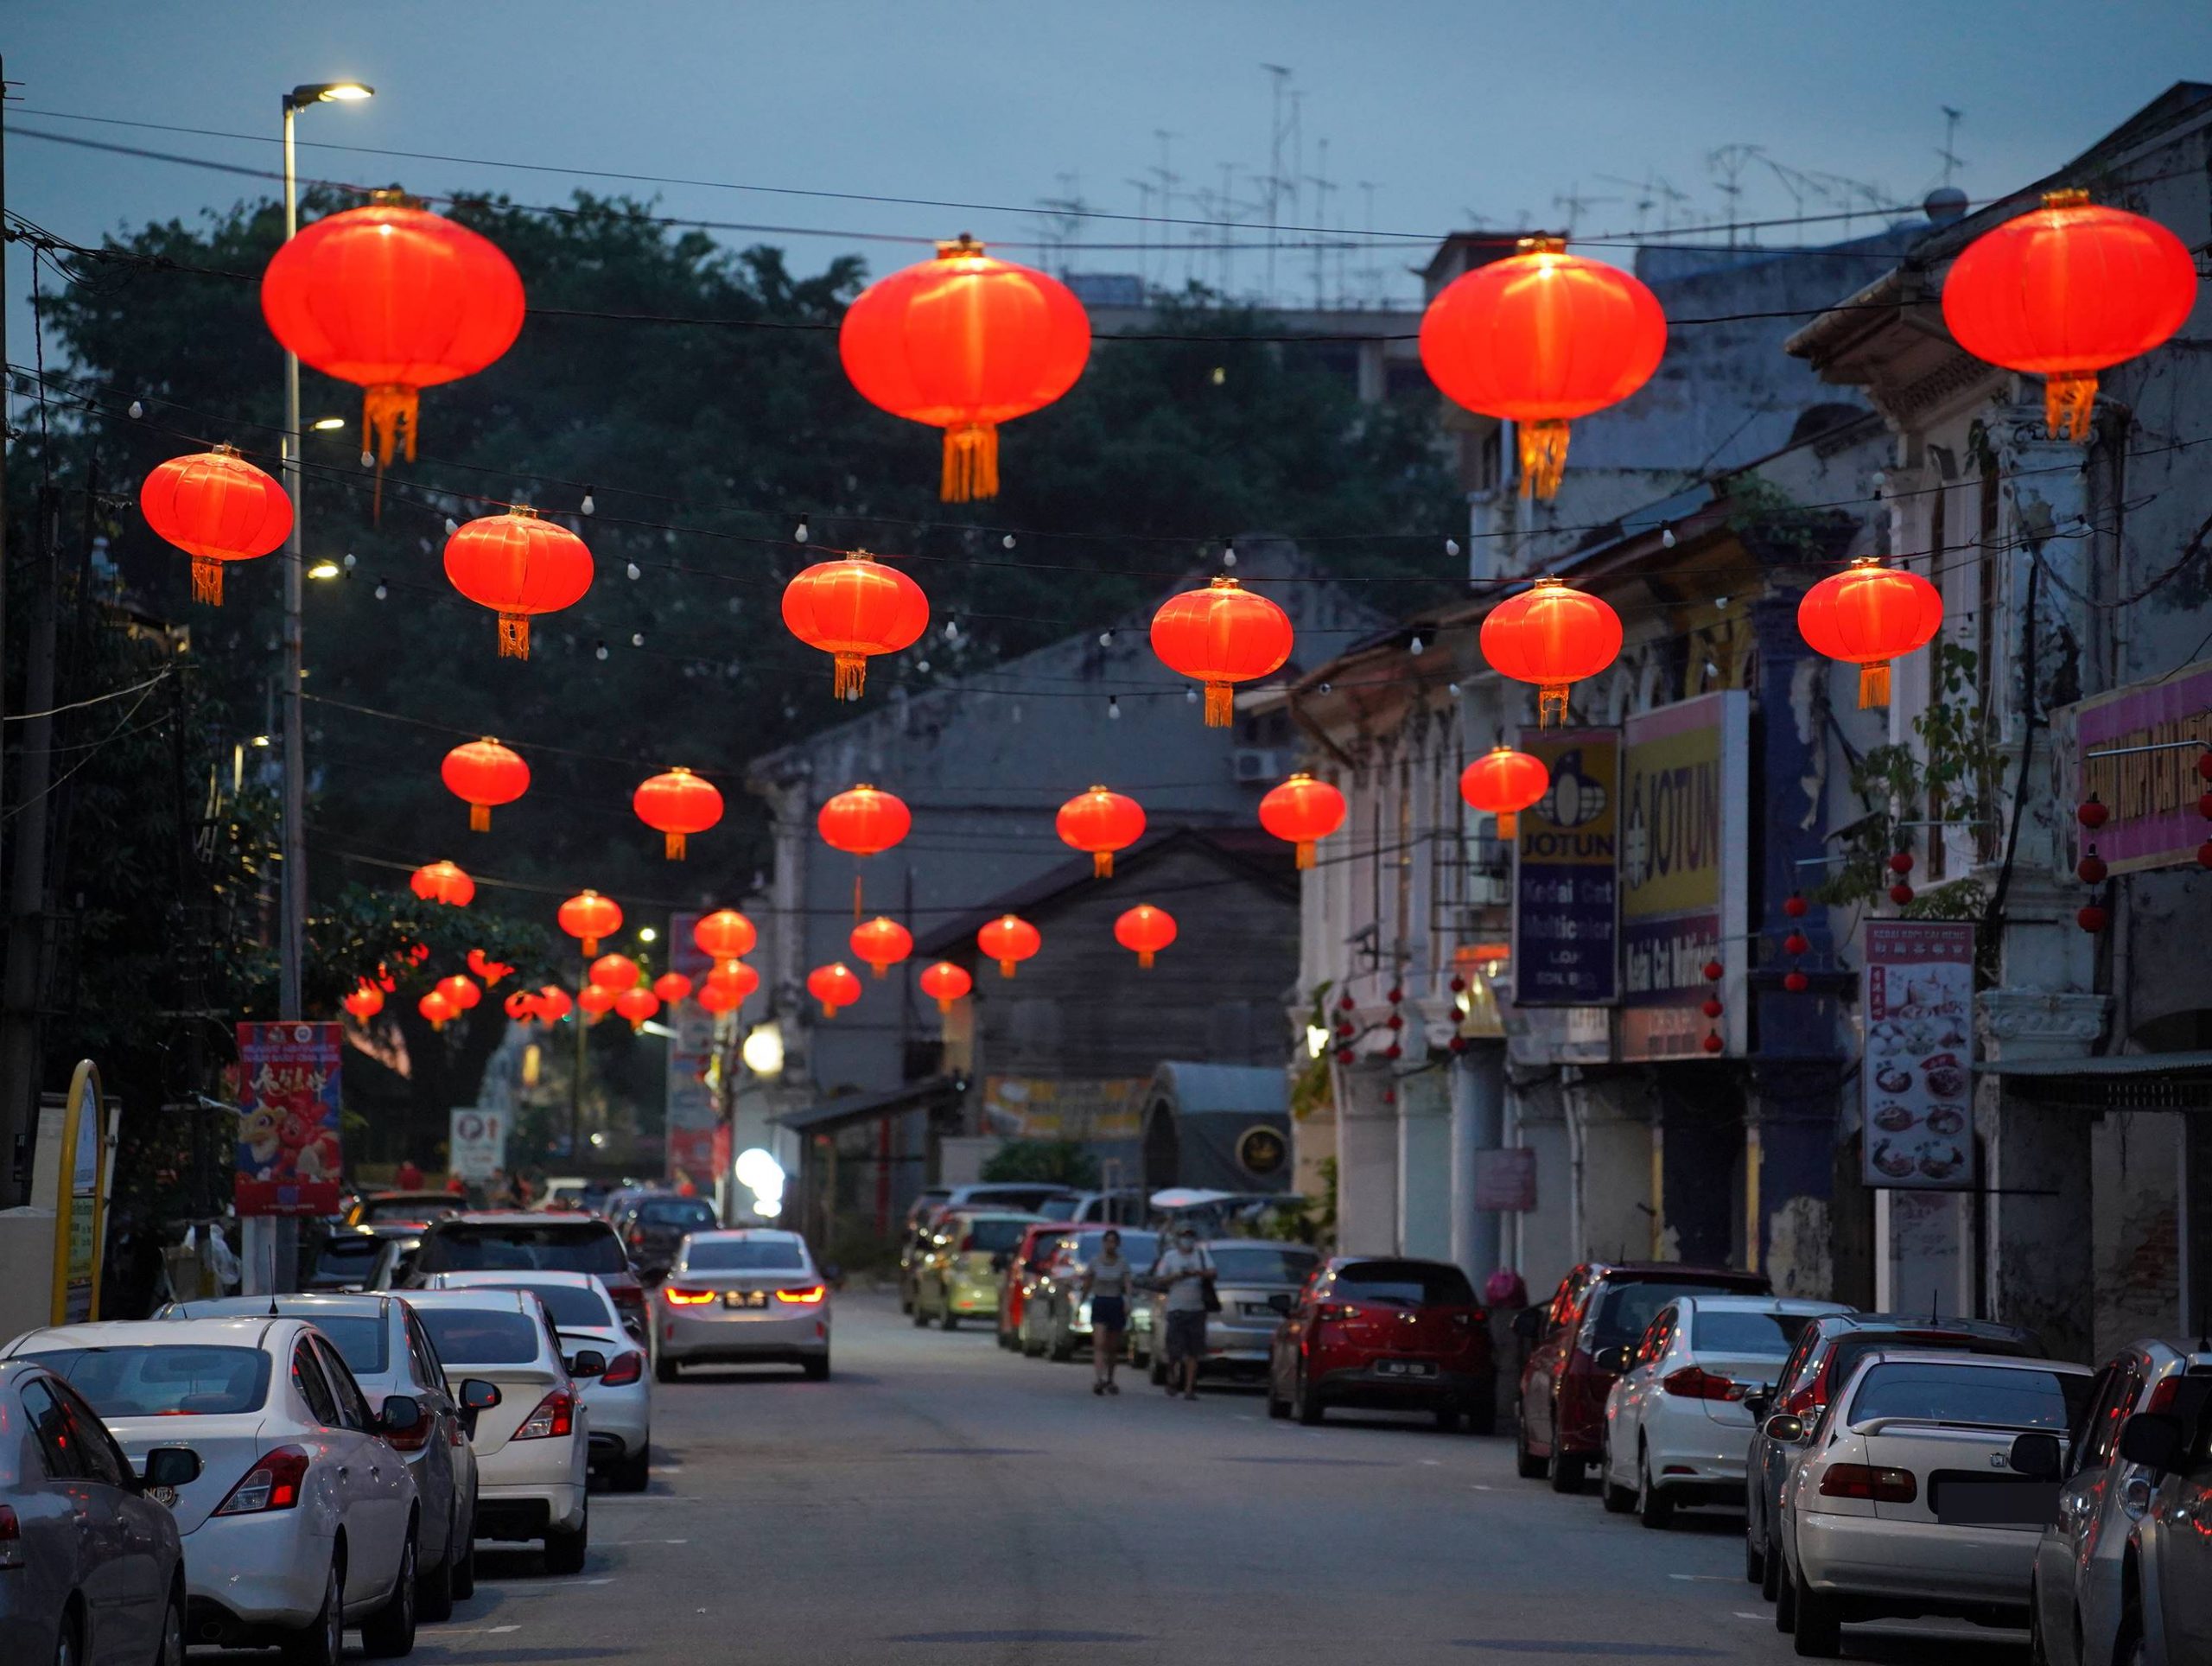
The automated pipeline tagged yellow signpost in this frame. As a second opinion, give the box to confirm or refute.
[48,1059,111,1326]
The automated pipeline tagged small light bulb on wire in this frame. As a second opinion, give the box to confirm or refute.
[581,487,596,517]
[1185,686,1198,704]
[626,562,641,581]
[1446,537,1461,556]
[595,640,610,662]
[1107,696,1122,721]
[1222,542,1237,569]
[632,633,645,648]
[341,553,356,572]
[360,450,375,469]
[445,518,460,537]
[128,399,144,419]
[944,618,960,642]
[916,658,931,674]
[1001,533,1016,550]
[795,515,809,544]
[1409,635,1425,656]
[373,582,388,601]
[1661,525,1676,549]
[1098,631,1113,648]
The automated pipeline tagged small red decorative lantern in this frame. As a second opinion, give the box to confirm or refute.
[614,987,660,1030]
[1700,997,1724,1020]
[781,553,931,701]
[652,971,693,1006]
[2077,848,2108,885]
[418,989,458,1031]
[694,909,758,962]
[466,948,512,986]
[1942,190,2196,442]
[1701,960,1725,982]
[1459,747,1551,839]
[536,985,573,1021]
[1113,904,1178,970]
[442,738,529,832]
[977,914,1042,979]
[1259,773,1347,869]
[696,980,739,1015]
[558,890,622,957]
[850,917,914,979]
[1783,893,1808,919]
[1890,882,1916,906]
[1150,577,1295,727]
[578,982,618,1017]
[410,860,475,908]
[589,954,640,994]
[1783,970,1810,994]
[2078,794,2110,830]
[1889,852,1915,875]
[1783,932,1811,957]
[918,961,973,1014]
[1419,236,1667,499]
[705,960,760,1002]
[1480,577,1623,725]
[633,767,723,860]
[1796,560,1945,708]
[342,982,384,1022]
[2078,903,2110,934]
[839,235,1091,501]
[808,962,862,1018]
[435,974,480,1012]
[1701,1030,1725,1054]
[818,785,912,855]
[139,446,293,607]
[503,990,539,1022]
[442,507,594,659]
[1057,786,1147,878]
[2200,842,2212,870]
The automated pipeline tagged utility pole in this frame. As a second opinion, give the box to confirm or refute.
[278,93,308,1025]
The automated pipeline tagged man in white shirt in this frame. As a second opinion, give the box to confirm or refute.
[1149,1228,1213,1401]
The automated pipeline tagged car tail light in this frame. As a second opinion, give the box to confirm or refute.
[629,1229,645,1247]
[213,1445,311,1516]
[601,1351,645,1387]
[664,1287,715,1305]
[776,1286,826,1305]
[1662,1366,1745,1402]
[2145,1376,2190,1415]
[0,1504,20,1570]
[514,1389,575,1440]
[1819,1462,1916,1503]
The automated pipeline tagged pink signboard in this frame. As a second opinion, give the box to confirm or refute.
[1859,922,1975,1191]
[2068,658,2212,874]
[234,1021,344,1217]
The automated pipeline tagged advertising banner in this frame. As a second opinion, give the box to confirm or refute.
[1620,692,1750,1061]
[448,1107,507,1184]
[666,911,721,1185]
[1859,920,1976,1190]
[234,1021,343,1217]
[2061,657,2212,873]
[1511,730,1620,1007]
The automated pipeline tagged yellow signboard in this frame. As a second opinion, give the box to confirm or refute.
[50,1060,111,1326]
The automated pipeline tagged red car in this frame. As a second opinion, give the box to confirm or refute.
[1513,1261,1769,1491]
[997,1221,1072,1351]
[1266,1256,1495,1431]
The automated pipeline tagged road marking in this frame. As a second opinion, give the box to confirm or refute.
[1420,1459,1442,1466]
[1668,1574,1733,1582]
[1471,1484,1494,1491]
[490,1625,521,1634]
[1735,1612,1764,1620]
[586,1577,615,1585]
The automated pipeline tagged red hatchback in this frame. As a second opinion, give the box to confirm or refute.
[996,1222,1071,1350]
[1513,1261,1769,1491]
[1267,1256,1495,1432]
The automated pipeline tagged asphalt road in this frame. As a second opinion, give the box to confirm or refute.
[273,1293,2036,1664]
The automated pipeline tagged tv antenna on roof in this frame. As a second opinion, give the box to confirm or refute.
[1937,106,1967,190]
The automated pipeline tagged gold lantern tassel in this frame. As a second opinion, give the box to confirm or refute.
[362,385,417,528]
[499,614,531,659]
[1518,419,1572,500]
[942,423,1000,502]
[1204,682,1233,727]
[820,999,840,1019]
[1497,811,1520,840]
[1138,950,1155,970]
[998,957,1016,979]
[192,557,225,607]
[833,652,868,702]
[1859,660,1892,709]
[1094,851,1113,879]
[1538,683,1568,727]
[871,962,887,980]
[2045,372,2096,442]
[935,995,953,1015]
[470,804,491,833]
[1295,839,1316,871]
[665,831,686,860]
[581,936,600,956]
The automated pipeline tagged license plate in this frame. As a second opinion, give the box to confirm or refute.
[722,1290,768,1309]
[1376,1359,1438,1378]
[1240,1302,1277,1318]
[1933,1477,2057,1526]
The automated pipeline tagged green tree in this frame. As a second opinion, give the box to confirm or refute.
[980,1139,1103,1189]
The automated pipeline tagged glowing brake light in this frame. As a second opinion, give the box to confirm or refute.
[213,1445,310,1515]
[1661,1366,1745,1402]
[601,1351,645,1387]
[1819,1462,1916,1503]
[775,1286,826,1305]
[664,1287,715,1305]
[514,1389,575,1440]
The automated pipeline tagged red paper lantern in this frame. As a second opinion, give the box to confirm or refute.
[589,954,640,994]
[139,446,292,607]
[808,962,862,1018]
[1259,773,1347,869]
[410,860,475,907]
[442,738,529,832]
[818,785,912,855]
[1783,932,1811,957]
[694,909,758,962]
[1480,578,1623,725]
[1419,235,1667,499]
[1783,893,1808,919]
[505,990,541,1022]
[442,507,594,659]
[1783,970,1810,994]
[633,766,723,860]
[1114,904,1178,970]
[435,974,481,1012]
[850,916,914,979]
[1890,882,1916,906]
[652,971,693,1006]
[977,914,1042,979]
[466,949,512,986]
[578,982,618,1017]
[2078,795,2110,830]
[558,890,622,957]
[342,982,384,1022]
[1942,189,2196,441]
[1889,852,1916,875]
[536,985,573,1022]
[2077,848,2108,885]
[260,195,524,467]
[1796,560,1944,708]
[1150,577,1295,727]
[2077,903,2110,934]
[1701,1030,1725,1054]
[705,960,760,1006]
[417,989,458,1031]
[1057,786,1147,878]
[1701,960,1725,982]
[839,234,1090,501]
[696,980,739,1015]
[1700,997,1724,1020]
[781,553,931,701]
[1459,747,1550,839]
[918,961,973,1015]
[614,986,660,1030]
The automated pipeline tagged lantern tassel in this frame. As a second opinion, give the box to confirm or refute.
[935,995,953,1015]
[581,936,600,957]
[820,1001,840,1020]
[1295,839,1316,871]
[1138,949,1155,970]
[191,556,225,607]
[998,957,1016,979]
[942,423,1000,502]
[1497,811,1520,841]
[871,962,887,980]
[664,830,686,860]
[833,652,868,701]
[362,385,419,468]
[1538,683,1568,727]
[470,804,491,833]
[853,872,864,924]
[1858,661,1892,709]
[1093,851,1113,879]
[1517,419,1572,500]
[498,614,531,659]
[2045,372,2096,443]
[1204,682,1233,727]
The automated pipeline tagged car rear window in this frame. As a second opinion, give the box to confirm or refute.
[413,1308,544,1365]
[1036,1195,1081,1220]
[1592,1281,1752,1351]
[1205,1247,1316,1285]
[1689,1310,1817,1357]
[1829,1332,2032,1391]
[1848,1362,2089,1431]
[639,1199,717,1229]
[684,1239,805,1272]
[29,1345,272,1418]
[303,1316,390,1376]
[419,1223,626,1275]
[464,1284,614,1330]
[959,1219,1032,1254]
[1338,1261,1478,1307]
[314,1237,378,1278]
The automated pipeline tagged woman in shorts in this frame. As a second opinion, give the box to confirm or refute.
[1081,1229,1133,1396]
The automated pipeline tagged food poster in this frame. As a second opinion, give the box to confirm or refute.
[234,1021,344,1216]
[1859,922,1976,1190]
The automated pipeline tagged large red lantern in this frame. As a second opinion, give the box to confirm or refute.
[1796,558,1945,708]
[410,859,475,907]
[259,194,524,468]
[633,767,724,860]
[694,909,758,962]
[1459,747,1551,840]
[614,987,660,1031]
[1480,577,1623,725]
[435,974,481,1012]
[696,980,740,1015]
[342,982,384,1022]
[588,954,640,994]
[578,982,618,1017]
[442,507,594,659]
[1942,189,2197,442]
[781,552,931,701]
[652,971,693,1006]
[918,960,972,1014]
[503,989,540,1022]
[1419,235,1667,499]
[417,989,457,1031]
[1113,904,1178,970]
[839,235,1091,501]
[1150,577,1295,727]
[977,914,1041,980]
[817,785,912,855]
[808,962,862,1018]
[535,985,573,1022]
[139,446,293,607]
[558,890,622,957]
[1258,773,1346,870]
[705,960,760,1005]
[851,916,915,979]
[442,738,529,832]
[1057,786,1147,878]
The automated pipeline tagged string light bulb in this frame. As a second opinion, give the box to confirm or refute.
[1661,525,1676,548]
[1098,631,1113,647]
[1001,533,1016,549]
[1222,542,1237,568]
[1107,696,1122,720]
[595,640,610,661]
[1409,635,1425,656]
[795,515,810,544]
[581,487,596,516]
[631,632,645,647]
[373,581,388,600]
[341,553,357,571]
[626,561,640,581]
[1446,538,1461,556]
[128,399,144,419]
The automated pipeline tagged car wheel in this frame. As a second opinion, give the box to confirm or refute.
[1761,1521,1782,1603]
[611,1441,651,1492]
[156,1582,186,1666]
[912,1295,931,1328]
[1294,1363,1325,1426]
[1636,1447,1674,1529]
[360,1531,418,1657]
[1773,1542,1797,1633]
[1266,1367,1288,1419]
[940,1301,959,1332]
[53,1606,79,1666]
[1600,1435,1634,1514]
[1745,1516,1765,1587]
[451,1519,476,1601]
[1790,1564,1840,1656]
[1514,1409,1547,1479]
[1548,1444,1584,1494]
[282,1559,344,1666]
[656,1352,681,1383]
[804,1353,831,1382]
[419,1505,458,1621]
[543,1505,589,1576]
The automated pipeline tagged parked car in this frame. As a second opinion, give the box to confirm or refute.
[306,1226,384,1291]
[1267,1256,1496,1431]
[0,1356,196,1665]
[617,1194,719,1280]
[158,1293,486,1618]
[2107,1364,2212,1666]
[424,1272,651,1491]
[536,1177,593,1211]
[914,1211,1040,1332]
[2025,1339,2212,1666]
[653,1229,832,1381]
[3,1316,423,1661]
[998,1221,1077,1351]
[1052,1189,1147,1226]
[1020,1230,1161,1363]
[1598,1294,1850,1528]
[346,1192,464,1230]
[1769,1349,2093,1656]
[366,1235,425,1293]
[938,1183,1080,1216]
[401,1289,590,1574]
[1743,1311,2044,1599]
[1515,1260,1770,1491]
[410,1211,646,1336]
[1138,1239,1317,1386]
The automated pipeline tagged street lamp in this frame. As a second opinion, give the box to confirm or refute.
[276,79,373,1023]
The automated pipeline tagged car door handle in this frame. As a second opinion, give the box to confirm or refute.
[337,1466,351,1480]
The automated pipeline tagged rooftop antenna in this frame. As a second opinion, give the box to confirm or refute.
[1357,180,1379,305]
[1262,63,1294,299]
[1305,136,1337,306]
[1551,182,1617,239]
[1124,177,1153,290]
[1937,106,1967,190]
[1707,143,1762,247]
[1150,129,1181,287]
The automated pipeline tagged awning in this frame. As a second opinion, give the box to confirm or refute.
[773,1074,965,1135]
[1976,1051,2212,1111]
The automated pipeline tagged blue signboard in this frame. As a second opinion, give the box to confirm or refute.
[1510,731,1620,1007]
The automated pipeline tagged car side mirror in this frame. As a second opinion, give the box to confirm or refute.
[378,1395,423,1436]
[568,1349,607,1379]
[1763,1414,1807,1445]
[2007,1430,2065,1480]
[1511,1306,1544,1342]
[460,1378,503,1412]
[1267,1292,1294,1316]
[2118,1412,2185,1473]
[1593,1345,1633,1375]
[1743,1391,1772,1421]
[140,1447,201,1491]
[623,1316,645,1342]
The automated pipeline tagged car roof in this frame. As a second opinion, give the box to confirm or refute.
[1586,1262,1767,1283]
[361,1190,458,1205]
[168,1294,399,1319]
[399,1288,540,1314]
[1848,1348,2090,1377]
[1329,1254,1465,1269]
[429,1270,607,1290]
[1203,1237,1310,1251]
[684,1228,804,1244]
[1675,1295,1851,1313]
[439,1211,601,1224]
[1820,1312,2038,1340]
[942,1209,1043,1224]
[6,1316,294,1353]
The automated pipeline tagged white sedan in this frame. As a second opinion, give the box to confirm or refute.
[1599,1294,1850,1527]
[654,1229,831,1380]
[3,1315,423,1663]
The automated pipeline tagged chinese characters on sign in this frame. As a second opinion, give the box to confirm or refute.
[1512,730,1620,1007]
[2062,657,2212,873]
[1859,921,1977,1191]
[234,1022,343,1217]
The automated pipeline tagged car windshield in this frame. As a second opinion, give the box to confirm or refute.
[461,1283,614,1329]
[299,1315,389,1375]
[1077,1231,1159,1265]
[1035,1195,1081,1220]
[1338,1261,1477,1307]
[1592,1281,1751,1351]
[1208,1247,1318,1285]
[1689,1309,1816,1357]
[419,1224,626,1275]
[638,1199,716,1230]
[28,1345,272,1417]
[414,1308,544,1365]
[684,1239,805,1272]
[1848,1362,2089,1431]
[959,1219,1033,1254]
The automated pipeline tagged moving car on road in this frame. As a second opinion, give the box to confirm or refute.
[654,1229,832,1381]
[3,1316,423,1662]
[1267,1256,1496,1431]
[914,1211,1039,1332]
[1140,1239,1316,1387]
[616,1194,719,1281]
[411,1211,647,1338]
[1020,1229,1160,1362]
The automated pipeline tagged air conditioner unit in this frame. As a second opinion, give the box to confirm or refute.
[1232,747,1284,782]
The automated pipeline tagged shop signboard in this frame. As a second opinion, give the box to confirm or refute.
[2060,657,2212,873]
[234,1021,343,1216]
[1511,730,1620,1007]
[1859,921,1977,1191]
[448,1107,507,1184]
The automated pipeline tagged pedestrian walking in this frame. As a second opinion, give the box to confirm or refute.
[396,1157,423,1189]
[1149,1226,1214,1401]
[1080,1229,1133,1396]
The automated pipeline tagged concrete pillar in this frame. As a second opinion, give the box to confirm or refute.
[1396,1068,1452,1261]
[1335,1063,1400,1256]
[1451,1045,1506,1285]
[1563,1070,1653,1265]
[2091,1110,2185,1362]
[1506,1069,1572,1296]
[1751,1059,1845,1297]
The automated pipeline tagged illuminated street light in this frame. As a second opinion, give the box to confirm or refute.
[310,416,346,431]
[306,561,340,580]
[741,1021,784,1078]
